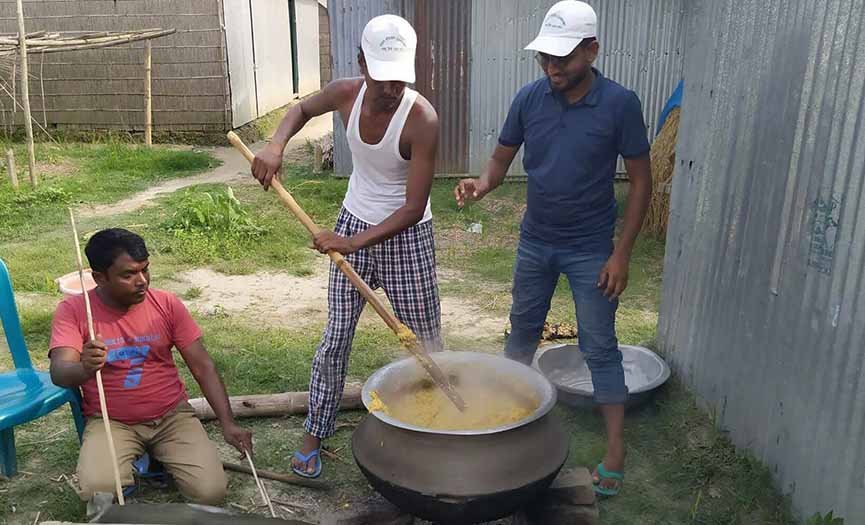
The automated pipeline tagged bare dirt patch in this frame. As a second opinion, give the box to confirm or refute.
[34,158,79,182]
[168,259,505,339]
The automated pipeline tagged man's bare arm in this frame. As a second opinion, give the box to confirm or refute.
[454,144,520,207]
[313,98,440,253]
[179,338,253,455]
[252,78,360,190]
[49,343,106,388]
[598,154,651,299]
[616,155,651,258]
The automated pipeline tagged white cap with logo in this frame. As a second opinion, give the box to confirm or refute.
[361,14,417,84]
[525,1,598,57]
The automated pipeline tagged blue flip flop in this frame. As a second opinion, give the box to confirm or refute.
[593,462,624,497]
[291,448,322,479]
[124,453,169,497]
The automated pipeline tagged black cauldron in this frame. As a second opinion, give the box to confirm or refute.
[351,352,569,524]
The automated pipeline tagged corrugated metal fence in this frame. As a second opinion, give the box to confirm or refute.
[659,0,865,521]
[331,0,684,176]
[470,0,685,174]
[330,0,411,175]
[414,0,470,174]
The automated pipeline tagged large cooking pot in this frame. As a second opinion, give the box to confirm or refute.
[352,352,569,524]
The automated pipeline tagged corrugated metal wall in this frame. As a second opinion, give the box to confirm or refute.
[319,2,332,88]
[329,0,413,175]
[0,0,230,131]
[331,0,684,176]
[414,0,469,174]
[469,0,685,175]
[659,0,865,521]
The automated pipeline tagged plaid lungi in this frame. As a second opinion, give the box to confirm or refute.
[305,207,442,438]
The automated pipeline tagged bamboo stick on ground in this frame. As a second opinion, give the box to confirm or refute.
[245,451,276,518]
[222,461,329,490]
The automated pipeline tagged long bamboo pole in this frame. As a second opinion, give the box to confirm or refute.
[226,131,466,411]
[245,451,276,518]
[67,209,125,505]
[144,40,152,147]
[15,0,36,186]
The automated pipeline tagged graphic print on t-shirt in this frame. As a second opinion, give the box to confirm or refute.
[104,334,159,388]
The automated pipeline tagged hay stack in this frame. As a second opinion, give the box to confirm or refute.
[644,107,681,237]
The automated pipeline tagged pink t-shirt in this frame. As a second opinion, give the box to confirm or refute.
[49,288,202,425]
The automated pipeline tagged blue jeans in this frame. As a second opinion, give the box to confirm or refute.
[504,237,627,405]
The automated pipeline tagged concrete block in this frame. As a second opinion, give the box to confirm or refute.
[516,503,600,525]
[545,467,596,506]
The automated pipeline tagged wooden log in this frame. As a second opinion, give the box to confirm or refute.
[222,461,329,490]
[144,40,152,146]
[6,149,16,188]
[41,522,152,525]
[15,0,36,186]
[188,383,364,420]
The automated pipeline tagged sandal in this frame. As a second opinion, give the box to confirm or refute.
[593,462,624,497]
[291,448,322,479]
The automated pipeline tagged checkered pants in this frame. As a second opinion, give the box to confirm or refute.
[305,207,442,438]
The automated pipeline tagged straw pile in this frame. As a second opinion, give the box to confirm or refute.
[644,107,681,237]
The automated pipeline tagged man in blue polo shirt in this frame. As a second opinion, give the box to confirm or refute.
[454,0,651,497]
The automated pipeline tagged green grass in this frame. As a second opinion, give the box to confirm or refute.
[0,160,801,524]
[431,181,664,347]
[559,381,795,524]
[0,315,797,524]
[0,142,219,242]
[178,317,399,398]
[181,287,203,301]
[101,169,346,278]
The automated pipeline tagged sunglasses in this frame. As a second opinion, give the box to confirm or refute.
[534,39,595,68]
[535,51,578,68]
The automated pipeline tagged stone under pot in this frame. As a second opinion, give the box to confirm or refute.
[351,351,569,524]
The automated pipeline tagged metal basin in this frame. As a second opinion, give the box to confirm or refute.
[353,351,568,524]
[535,344,671,410]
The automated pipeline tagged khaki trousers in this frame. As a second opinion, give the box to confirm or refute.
[76,401,227,505]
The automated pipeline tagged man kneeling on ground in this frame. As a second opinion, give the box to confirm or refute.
[49,228,252,506]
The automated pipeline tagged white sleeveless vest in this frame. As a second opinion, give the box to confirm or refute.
[342,83,433,225]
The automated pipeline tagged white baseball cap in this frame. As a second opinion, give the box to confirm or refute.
[361,14,417,83]
[525,1,598,57]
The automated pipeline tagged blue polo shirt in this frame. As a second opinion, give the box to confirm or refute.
[499,68,650,251]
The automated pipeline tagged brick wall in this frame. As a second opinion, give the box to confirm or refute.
[319,4,332,87]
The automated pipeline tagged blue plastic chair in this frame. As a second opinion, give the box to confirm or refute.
[0,258,85,477]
